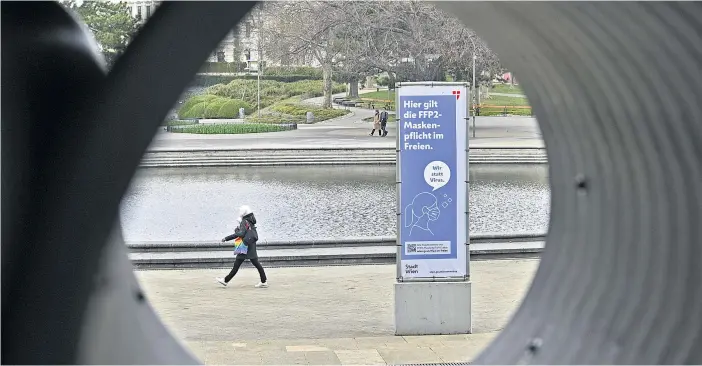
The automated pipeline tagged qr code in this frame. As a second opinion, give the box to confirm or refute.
[407,244,417,253]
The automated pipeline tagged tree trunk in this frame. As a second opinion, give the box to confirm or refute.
[388,72,397,90]
[322,62,333,108]
[349,78,359,98]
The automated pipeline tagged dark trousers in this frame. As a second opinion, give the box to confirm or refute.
[225,257,267,283]
[381,122,387,136]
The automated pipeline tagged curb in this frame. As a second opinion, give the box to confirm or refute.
[129,246,543,270]
[128,234,546,269]
[127,233,546,252]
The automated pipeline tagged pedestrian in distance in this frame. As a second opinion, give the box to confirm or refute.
[216,205,268,288]
[370,109,381,136]
[380,109,389,137]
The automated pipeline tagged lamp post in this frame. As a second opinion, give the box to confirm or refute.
[472,53,476,138]
[469,37,477,138]
[257,62,261,117]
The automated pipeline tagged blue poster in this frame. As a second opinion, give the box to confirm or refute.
[398,87,467,279]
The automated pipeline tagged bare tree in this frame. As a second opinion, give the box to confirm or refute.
[247,3,269,75]
[263,1,349,108]
[261,0,505,102]
[343,1,503,85]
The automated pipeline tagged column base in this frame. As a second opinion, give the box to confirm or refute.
[394,281,472,335]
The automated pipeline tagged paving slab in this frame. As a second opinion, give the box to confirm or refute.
[136,259,538,364]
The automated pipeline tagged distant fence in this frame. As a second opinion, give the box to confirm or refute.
[355,98,534,116]
[475,105,534,117]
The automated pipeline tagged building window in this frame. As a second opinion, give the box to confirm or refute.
[245,49,251,61]
[245,22,251,38]
[146,5,151,17]
[137,6,142,20]
[217,51,225,63]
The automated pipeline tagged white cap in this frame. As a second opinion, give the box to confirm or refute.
[238,205,253,218]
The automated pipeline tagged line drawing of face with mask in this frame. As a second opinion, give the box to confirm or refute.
[404,192,441,236]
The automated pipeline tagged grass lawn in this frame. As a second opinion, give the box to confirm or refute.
[357,88,531,115]
[491,84,525,95]
[360,90,395,101]
[480,94,529,106]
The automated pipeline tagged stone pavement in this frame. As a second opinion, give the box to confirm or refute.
[150,114,543,151]
[135,259,539,365]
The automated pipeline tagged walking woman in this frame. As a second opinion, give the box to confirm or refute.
[216,205,268,288]
[369,109,381,136]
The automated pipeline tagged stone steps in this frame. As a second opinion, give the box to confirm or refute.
[139,148,548,167]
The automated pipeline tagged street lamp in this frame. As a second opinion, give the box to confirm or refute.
[257,61,261,117]
[469,37,477,138]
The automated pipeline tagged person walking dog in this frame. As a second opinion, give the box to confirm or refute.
[216,205,268,288]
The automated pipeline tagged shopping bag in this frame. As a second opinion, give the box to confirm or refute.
[233,237,248,255]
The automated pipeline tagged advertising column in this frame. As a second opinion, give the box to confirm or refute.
[397,84,468,280]
[394,82,471,335]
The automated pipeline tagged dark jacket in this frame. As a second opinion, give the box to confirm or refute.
[223,213,259,260]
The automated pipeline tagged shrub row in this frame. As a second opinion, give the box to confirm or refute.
[169,123,293,135]
[264,66,322,79]
[244,114,303,124]
[178,95,253,119]
[269,104,349,122]
[205,79,345,110]
[199,64,323,78]
[200,62,248,74]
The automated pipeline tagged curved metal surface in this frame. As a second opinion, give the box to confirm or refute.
[433,2,702,364]
[2,1,701,364]
[2,1,255,364]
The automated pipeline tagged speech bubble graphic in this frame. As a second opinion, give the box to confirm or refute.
[424,161,451,191]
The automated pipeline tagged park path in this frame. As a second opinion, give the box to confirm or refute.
[150,92,543,151]
[136,259,538,365]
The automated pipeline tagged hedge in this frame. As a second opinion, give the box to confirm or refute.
[245,114,303,124]
[218,99,253,117]
[200,62,248,74]
[180,103,206,119]
[179,94,220,114]
[203,79,345,110]
[169,123,292,134]
[270,103,349,122]
[178,96,252,119]
[192,70,323,87]
[264,66,322,79]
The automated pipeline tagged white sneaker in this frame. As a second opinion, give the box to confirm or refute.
[255,282,269,288]
[216,277,227,287]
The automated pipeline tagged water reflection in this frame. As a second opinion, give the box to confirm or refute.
[120,165,550,242]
